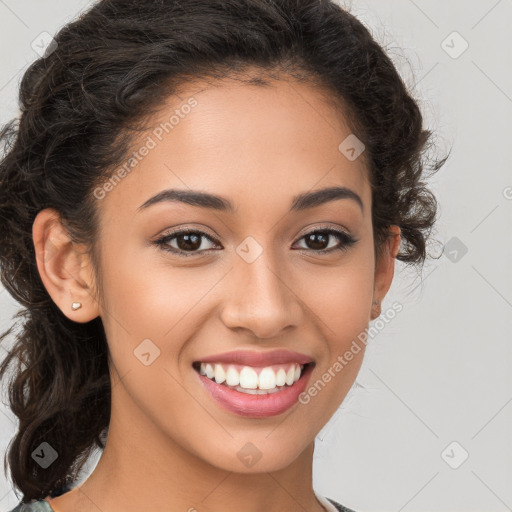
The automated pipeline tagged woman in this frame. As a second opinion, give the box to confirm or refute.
[0,0,447,511]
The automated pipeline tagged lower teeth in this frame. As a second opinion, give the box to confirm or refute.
[233,385,285,395]
[211,380,288,394]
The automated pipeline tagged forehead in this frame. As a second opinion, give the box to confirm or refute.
[97,75,371,220]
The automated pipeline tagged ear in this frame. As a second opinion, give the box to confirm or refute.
[370,225,401,320]
[32,208,100,323]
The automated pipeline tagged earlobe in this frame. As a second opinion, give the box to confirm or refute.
[370,225,401,320]
[32,208,100,323]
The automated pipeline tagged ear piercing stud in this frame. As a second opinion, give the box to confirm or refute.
[71,302,82,311]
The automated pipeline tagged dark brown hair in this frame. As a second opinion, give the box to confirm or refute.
[0,0,448,503]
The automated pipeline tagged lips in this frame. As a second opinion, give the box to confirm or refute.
[192,349,315,417]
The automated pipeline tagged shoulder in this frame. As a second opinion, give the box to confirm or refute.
[326,496,358,512]
[6,500,54,512]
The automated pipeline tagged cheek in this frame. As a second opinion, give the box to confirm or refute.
[309,271,372,389]
[97,233,189,333]
[328,278,373,347]
[298,251,375,345]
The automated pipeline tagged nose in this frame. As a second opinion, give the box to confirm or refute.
[219,249,304,339]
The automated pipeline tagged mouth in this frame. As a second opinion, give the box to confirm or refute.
[192,352,315,418]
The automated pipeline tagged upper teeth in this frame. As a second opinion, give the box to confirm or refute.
[199,362,303,390]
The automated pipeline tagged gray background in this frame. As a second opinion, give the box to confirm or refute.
[1,1,511,511]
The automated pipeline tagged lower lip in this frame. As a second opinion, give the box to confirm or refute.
[196,364,314,418]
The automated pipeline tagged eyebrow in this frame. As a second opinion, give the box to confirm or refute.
[137,185,364,214]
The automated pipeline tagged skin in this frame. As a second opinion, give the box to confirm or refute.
[33,74,401,512]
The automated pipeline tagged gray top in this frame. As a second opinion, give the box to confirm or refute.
[7,501,53,512]
[7,495,356,512]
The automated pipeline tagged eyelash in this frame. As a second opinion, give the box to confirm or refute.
[153,227,358,258]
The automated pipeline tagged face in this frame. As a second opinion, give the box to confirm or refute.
[37,74,399,475]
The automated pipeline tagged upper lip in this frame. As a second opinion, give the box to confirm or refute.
[194,349,314,367]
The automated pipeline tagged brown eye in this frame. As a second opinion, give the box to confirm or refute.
[154,230,220,256]
[293,229,357,254]
[175,233,202,251]
[304,232,330,250]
